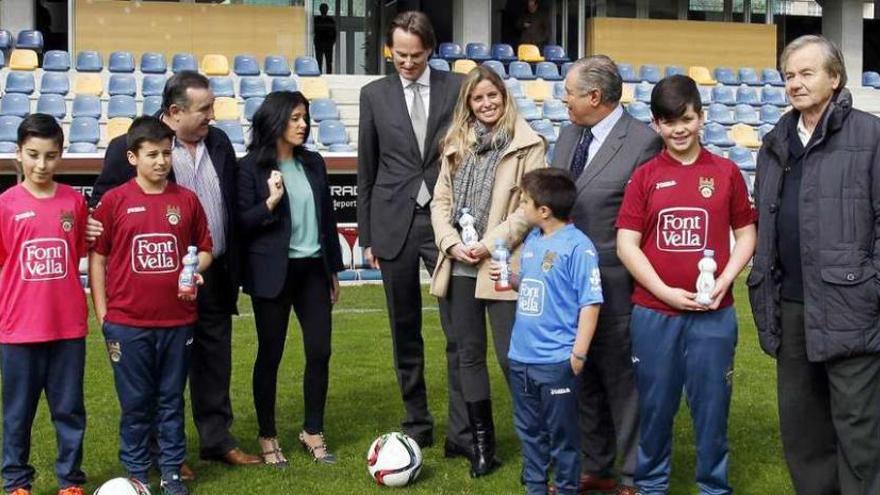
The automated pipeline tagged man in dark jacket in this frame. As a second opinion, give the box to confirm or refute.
[313,3,336,74]
[750,35,880,495]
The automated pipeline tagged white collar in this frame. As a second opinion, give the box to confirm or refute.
[400,66,431,89]
[796,115,813,146]
[589,105,624,143]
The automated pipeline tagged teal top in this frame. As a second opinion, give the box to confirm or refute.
[279,158,321,259]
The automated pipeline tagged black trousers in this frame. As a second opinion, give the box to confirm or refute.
[315,43,333,74]
[252,258,332,437]
[378,210,469,447]
[778,300,880,495]
[445,275,514,402]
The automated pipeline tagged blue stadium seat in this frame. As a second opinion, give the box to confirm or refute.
[491,44,517,63]
[734,104,761,125]
[142,96,162,116]
[0,115,22,142]
[244,97,264,121]
[728,146,755,171]
[634,82,653,103]
[67,142,97,154]
[706,103,735,125]
[172,53,197,73]
[42,50,70,71]
[317,119,348,146]
[529,119,557,143]
[466,42,491,62]
[239,77,267,99]
[617,63,639,83]
[536,62,561,81]
[310,98,339,122]
[665,65,686,77]
[703,122,734,147]
[438,42,464,61]
[760,104,782,125]
[209,77,235,97]
[504,79,524,98]
[271,77,298,93]
[545,142,555,163]
[626,101,652,123]
[15,30,43,52]
[482,60,507,79]
[542,99,568,122]
[140,52,167,74]
[234,54,261,76]
[0,94,30,117]
[713,67,738,85]
[0,30,12,52]
[711,85,736,105]
[739,67,761,86]
[142,75,167,97]
[762,68,784,86]
[698,86,712,105]
[761,85,787,106]
[69,117,100,144]
[0,51,5,70]
[561,62,573,78]
[215,120,245,145]
[294,56,321,76]
[75,51,102,72]
[758,123,774,140]
[736,85,760,105]
[108,74,137,97]
[36,94,66,119]
[108,95,137,119]
[428,58,450,72]
[72,95,101,119]
[863,72,880,88]
[704,144,725,157]
[515,98,541,121]
[640,65,662,84]
[264,55,291,76]
[509,61,535,80]
[5,71,35,94]
[108,51,135,73]
[552,81,564,100]
[542,45,569,63]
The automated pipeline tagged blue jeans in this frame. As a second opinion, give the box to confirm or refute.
[1,339,86,491]
[102,322,192,481]
[509,359,581,495]
[631,305,737,495]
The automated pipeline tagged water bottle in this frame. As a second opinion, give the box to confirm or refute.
[492,238,511,291]
[695,249,717,306]
[459,207,479,247]
[178,246,199,299]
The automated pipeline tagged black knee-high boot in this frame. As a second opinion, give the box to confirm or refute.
[466,400,501,477]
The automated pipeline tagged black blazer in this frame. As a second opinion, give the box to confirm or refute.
[90,125,241,312]
[237,148,344,299]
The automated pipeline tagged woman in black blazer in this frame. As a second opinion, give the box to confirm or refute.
[237,91,344,467]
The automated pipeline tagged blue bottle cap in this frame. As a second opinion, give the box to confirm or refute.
[704,249,715,257]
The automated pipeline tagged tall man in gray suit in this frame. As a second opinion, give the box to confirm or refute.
[551,55,662,495]
[357,11,469,454]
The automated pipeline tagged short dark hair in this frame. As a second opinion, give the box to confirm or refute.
[385,11,436,51]
[161,70,210,114]
[17,113,63,150]
[650,75,702,121]
[521,168,576,221]
[248,90,311,168]
[126,116,175,154]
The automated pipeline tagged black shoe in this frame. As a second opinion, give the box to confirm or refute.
[466,400,501,478]
[443,439,471,459]
[408,432,434,449]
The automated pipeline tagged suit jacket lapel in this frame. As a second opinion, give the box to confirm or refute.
[387,75,421,159]
[577,115,629,190]
[205,132,225,183]
[423,70,447,164]
[557,124,582,172]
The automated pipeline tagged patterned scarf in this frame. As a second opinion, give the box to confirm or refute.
[451,121,511,238]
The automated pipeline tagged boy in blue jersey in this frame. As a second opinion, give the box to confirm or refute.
[491,168,603,495]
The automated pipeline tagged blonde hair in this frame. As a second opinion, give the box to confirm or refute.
[441,66,518,173]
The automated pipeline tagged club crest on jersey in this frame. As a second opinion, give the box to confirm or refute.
[166,205,181,226]
[699,177,715,198]
[542,251,557,272]
[106,341,121,363]
[60,210,74,232]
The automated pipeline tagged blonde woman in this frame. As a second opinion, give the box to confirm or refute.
[430,65,546,478]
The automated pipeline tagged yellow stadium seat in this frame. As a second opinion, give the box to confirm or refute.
[688,66,716,85]
[201,54,230,76]
[213,97,240,121]
[524,80,551,102]
[74,74,103,96]
[383,45,392,60]
[620,84,634,104]
[299,77,330,100]
[9,49,38,70]
[518,44,544,62]
[730,123,762,148]
[107,117,133,140]
[453,59,477,74]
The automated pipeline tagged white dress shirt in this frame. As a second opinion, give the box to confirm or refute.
[587,104,624,166]
[400,66,431,119]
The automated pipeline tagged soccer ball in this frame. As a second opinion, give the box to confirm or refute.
[366,432,423,487]
[93,478,151,495]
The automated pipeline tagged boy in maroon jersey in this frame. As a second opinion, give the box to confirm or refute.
[89,116,212,495]
[616,75,757,495]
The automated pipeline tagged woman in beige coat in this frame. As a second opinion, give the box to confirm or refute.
[430,65,546,478]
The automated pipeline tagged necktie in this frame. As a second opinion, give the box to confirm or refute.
[409,81,432,207]
[570,128,594,180]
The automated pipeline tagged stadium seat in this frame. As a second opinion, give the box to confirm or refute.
[761,85,787,106]
[140,52,167,74]
[264,55,291,76]
[244,97,264,121]
[42,50,70,71]
[665,65,686,77]
[38,73,69,97]
[106,117,133,140]
[0,115,21,142]
[536,62,562,81]
[299,78,330,100]
[736,85,760,105]
[728,146,756,170]
[699,86,712,105]
[67,142,97,154]
[234,54,261,76]
[36,94,66,119]
[543,45,569,63]
[428,58,450,72]
[704,144,725,157]
[762,68,784,86]
[109,51,135,73]
[518,44,544,62]
[620,84,634,104]
[504,79,524,98]
[213,97,239,121]
[509,61,536,80]
[689,66,716,85]
[626,101,652,123]
[453,59,477,74]
[758,123,774,140]
[69,117,100,144]
[734,104,761,125]
[383,45,392,61]
[9,49,38,71]
[634,82,653,103]
[317,119,349,146]
[706,103,735,125]
[271,77,298,93]
[0,51,8,70]
[524,80,551,102]
[863,71,880,88]
[552,81,564,99]
[561,62,574,78]
[545,142,555,163]
[295,56,321,76]
[713,67,738,85]
[215,120,245,147]
[73,74,103,96]
[491,43,518,63]
[739,67,761,86]
[466,42,491,62]
[172,53,198,73]
[482,60,507,79]
[530,119,557,143]
[142,75,167,97]
[617,63,640,83]
[703,122,734,147]
[711,85,736,105]
[108,74,137,97]
[15,30,43,52]
[515,98,541,121]
[640,65,662,84]
[72,95,101,119]
[142,96,162,116]
[730,123,762,148]
[200,54,229,76]
[239,77,267,99]
[108,95,137,119]
[5,72,35,94]
[438,42,464,61]
[209,77,235,97]
[0,30,12,52]
[542,98,568,122]
[310,98,339,122]
[0,94,30,117]
[75,51,102,72]
[760,104,782,124]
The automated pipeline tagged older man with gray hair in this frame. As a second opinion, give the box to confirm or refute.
[750,34,880,494]
[551,55,662,495]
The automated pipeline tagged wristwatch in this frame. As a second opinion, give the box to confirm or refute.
[571,352,587,362]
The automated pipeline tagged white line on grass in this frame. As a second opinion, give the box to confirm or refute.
[233,306,439,318]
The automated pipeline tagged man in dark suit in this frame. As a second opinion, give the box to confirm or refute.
[357,11,468,453]
[89,71,260,475]
[551,55,663,495]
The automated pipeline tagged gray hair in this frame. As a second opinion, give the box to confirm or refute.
[780,35,847,88]
[569,55,623,105]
